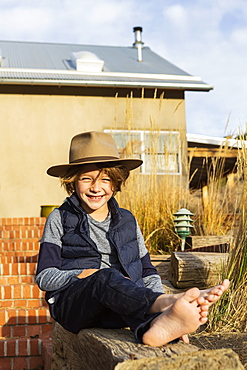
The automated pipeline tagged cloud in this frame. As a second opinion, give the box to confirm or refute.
[163,4,188,32]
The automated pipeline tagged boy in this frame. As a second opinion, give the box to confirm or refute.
[36,131,229,346]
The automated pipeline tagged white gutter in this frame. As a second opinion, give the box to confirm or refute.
[0,77,213,91]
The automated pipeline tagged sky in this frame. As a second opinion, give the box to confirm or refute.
[0,0,247,138]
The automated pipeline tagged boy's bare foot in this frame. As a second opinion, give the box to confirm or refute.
[143,288,207,347]
[200,279,230,306]
[148,279,230,314]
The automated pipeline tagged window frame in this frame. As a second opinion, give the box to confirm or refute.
[105,129,182,175]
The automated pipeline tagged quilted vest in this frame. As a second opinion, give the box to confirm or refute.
[59,193,144,287]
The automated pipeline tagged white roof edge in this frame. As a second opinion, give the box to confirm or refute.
[0,77,213,90]
[0,67,205,82]
[187,133,247,148]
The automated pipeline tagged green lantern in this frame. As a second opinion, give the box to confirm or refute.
[173,208,194,251]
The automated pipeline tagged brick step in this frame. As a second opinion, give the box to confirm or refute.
[0,251,38,258]
[0,223,44,230]
[0,274,36,285]
[0,297,47,309]
[0,255,38,263]
[0,337,51,370]
[1,322,52,339]
[0,262,37,276]
[0,307,51,327]
[0,239,40,252]
[0,217,46,227]
[0,229,43,239]
[0,284,44,300]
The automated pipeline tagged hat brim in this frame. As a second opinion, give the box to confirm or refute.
[47,158,143,177]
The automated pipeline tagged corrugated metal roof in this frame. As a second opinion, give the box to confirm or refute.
[0,40,213,91]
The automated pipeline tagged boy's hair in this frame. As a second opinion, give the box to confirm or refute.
[60,165,130,195]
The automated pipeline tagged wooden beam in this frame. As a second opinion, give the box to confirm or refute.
[188,147,239,158]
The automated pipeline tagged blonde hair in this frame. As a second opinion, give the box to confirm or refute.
[60,165,129,195]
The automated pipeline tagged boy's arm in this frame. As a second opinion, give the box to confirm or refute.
[136,222,164,293]
[36,209,83,291]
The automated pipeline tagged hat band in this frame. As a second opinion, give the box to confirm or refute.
[71,155,120,164]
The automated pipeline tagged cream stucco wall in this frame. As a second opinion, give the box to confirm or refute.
[0,92,187,217]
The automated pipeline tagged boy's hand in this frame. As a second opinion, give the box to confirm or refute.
[77,269,99,279]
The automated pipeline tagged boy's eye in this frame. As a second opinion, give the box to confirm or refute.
[101,178,111,182]
[79,177,92,182]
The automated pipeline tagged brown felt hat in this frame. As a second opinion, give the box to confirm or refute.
[47,131,143,177]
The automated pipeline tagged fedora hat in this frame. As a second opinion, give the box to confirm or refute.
[47,131,143,177]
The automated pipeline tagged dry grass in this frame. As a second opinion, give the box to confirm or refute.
[116,171,188,253]
[112,95,247,332]
[207,145,247,333]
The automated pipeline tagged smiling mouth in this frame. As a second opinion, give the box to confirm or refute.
[87,195,104,200]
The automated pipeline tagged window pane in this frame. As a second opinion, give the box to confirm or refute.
[111,132,142,159]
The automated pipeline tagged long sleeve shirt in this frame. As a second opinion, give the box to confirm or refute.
[36,208,164,294]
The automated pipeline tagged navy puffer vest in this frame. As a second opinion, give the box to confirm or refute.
[59,193,144,287]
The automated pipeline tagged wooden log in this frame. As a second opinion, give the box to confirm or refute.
[115,349,244,370]
[52,322,199,370]
[150,254,171,281]
[168,251,228,289]
[186,235,232,251]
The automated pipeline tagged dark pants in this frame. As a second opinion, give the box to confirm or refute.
[48,268,163,341]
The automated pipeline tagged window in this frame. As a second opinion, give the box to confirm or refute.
[105,130,182,175]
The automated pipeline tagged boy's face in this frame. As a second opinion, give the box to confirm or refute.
[75,168,114,218]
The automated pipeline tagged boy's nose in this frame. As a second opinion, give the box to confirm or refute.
[90,180,101,191]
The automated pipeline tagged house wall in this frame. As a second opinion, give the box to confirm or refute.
[0,91,187,217]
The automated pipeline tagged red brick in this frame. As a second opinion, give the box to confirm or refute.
[27,299,41,308]
[7,286,12,300]
[0,325,11,338]
[2,264,9,275]
[12,325,27,338]
[7,277,17,284]
[0,357,12,370]
[13,356,28,369]
[29,263,37,275]
[18,339,28,356]
[41,323,53,335]
[13,218,19,225]
[11,264,18,275]
[17,218,24,225]
[7,340,16,357]
[32,285,41,299]
[29,355,43,369]
[6,310,17,325]
[38,310,50,324]
[27,309,36,324]
[27,325,41,338]
[21,276,34,284]
[0,278,7,285]
[30,339,41,356]
[13,285,22,299]
[19,263,26,275]
[42,340,52,370]
[13,299,27,307]
[0,340,5,356]
[0,300,13,308]
[0,311,6,326]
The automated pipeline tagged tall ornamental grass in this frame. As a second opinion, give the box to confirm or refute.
[113,95,247,332]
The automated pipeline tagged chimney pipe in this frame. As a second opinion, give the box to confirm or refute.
[133,26,144,62]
